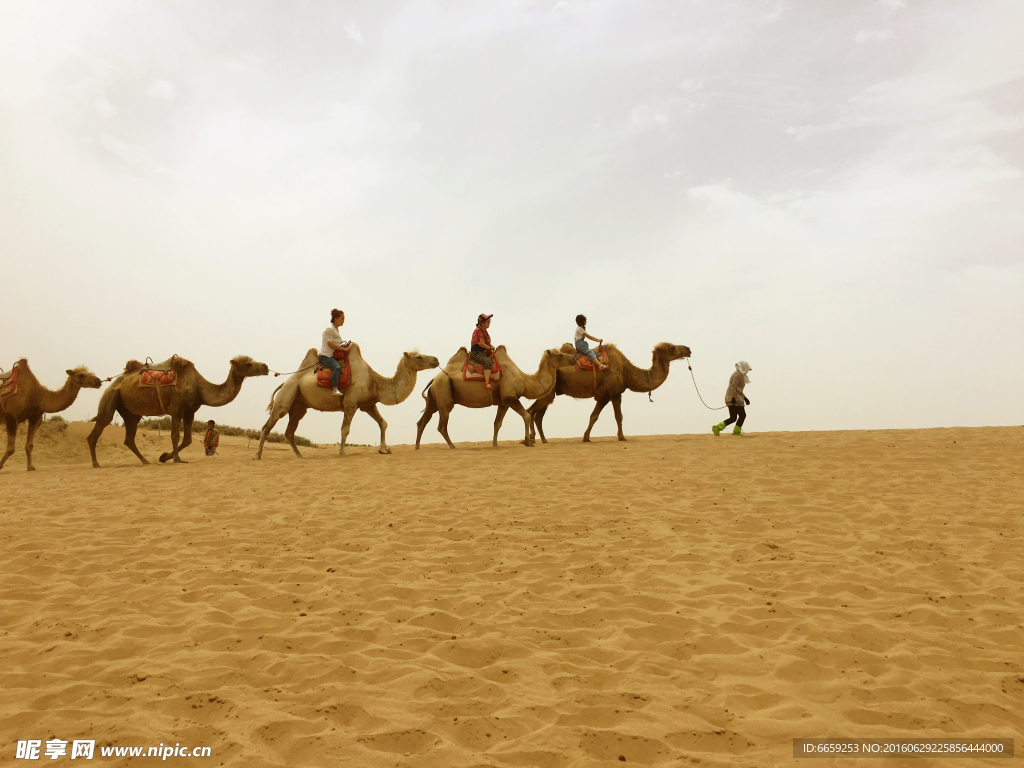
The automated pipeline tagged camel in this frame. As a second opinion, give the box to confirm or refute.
[528,342,691,443]
[253,345,440,459]
[87,355,269,467]
[416,346,578,449]
[0,360,102,471]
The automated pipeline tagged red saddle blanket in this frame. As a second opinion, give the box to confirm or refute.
[316,363,352,389]
[576,347,609,371]
[0,365,18,400]
[463,357,502,382]
[140,369,177,387]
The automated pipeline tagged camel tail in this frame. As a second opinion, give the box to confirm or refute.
[266,382,285,413]
[420,380,433,412]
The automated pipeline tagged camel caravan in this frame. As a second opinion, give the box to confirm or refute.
[1,309,694,471]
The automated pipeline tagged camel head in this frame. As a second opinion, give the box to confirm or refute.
[403,351,441,372]
[67,366,103,389]
[653,342,691,362]
[230,355,271,378]
[542,348,578,369]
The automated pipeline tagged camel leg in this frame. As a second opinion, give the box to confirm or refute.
[255,388,298,460]
[338,406,358,457]
[415,392,437,450]
[167,415,188,464]
[161,411,195,463]
[23,414,43,471]
[0,414,16,471]
[120,411,148,465]
[362,403,391,454]
[582,395,612,443]
[508,399,534,447]
[610,394,627,441]
[88,389,127,468]
[530,402,551,444]
[436,402,456,449]
[492,406,508,447]
[284,402,308,458]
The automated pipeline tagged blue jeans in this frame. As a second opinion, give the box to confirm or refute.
[319,355,341,389]
[575,338,597,361]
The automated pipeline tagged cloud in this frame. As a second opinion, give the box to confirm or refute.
[856,28,894,44]
[145,79,176,100]
[344,22,363,44]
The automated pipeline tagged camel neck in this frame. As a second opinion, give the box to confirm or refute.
[39,376,79,414]
[523,356,559,400]
[623,353,670,393]
[197,368,245,408]
[375,358,417,406]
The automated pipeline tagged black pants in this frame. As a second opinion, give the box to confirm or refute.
[723,405,746,428]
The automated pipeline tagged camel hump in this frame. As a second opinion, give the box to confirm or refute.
[123,360,145,374]
[445,348,469,367]
[169,355,193,372]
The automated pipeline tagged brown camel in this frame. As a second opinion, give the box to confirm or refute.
[87,354,269,467]
[0,360,102,471]
[528,342,691,443]
[253,345,439,459]
[416,346,577,449]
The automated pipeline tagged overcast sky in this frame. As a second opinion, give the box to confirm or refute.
[2,1,1022,446]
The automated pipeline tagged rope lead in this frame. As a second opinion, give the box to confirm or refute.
[687,361,727,411]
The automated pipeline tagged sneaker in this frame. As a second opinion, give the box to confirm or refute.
[597,363,608,370]
[332,389,343,396]
[712,422,724,436]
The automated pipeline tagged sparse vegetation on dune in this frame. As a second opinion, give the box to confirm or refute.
[138,417,315,447]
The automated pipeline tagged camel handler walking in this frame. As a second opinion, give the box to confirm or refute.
[320,308,348,396]
[712,361,752,436]
[203,420,220,456]
[471,313,496,390]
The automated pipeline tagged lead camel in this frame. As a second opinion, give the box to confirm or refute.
[528,342,691,443]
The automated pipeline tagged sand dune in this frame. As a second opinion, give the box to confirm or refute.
[0,425,1020,766]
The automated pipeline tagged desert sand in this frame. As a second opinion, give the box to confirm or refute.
[0,422,1021,767]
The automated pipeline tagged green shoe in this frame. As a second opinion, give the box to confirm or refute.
[712,422,724,436]
[732,426,743,436]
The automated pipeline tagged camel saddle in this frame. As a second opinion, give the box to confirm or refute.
[462,357,502,382]
[315,346,351,389]
[140,369,178,387]
[0,364,18,400]
[576,347,609,372]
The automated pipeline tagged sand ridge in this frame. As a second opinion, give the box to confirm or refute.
[0,426,1021,766]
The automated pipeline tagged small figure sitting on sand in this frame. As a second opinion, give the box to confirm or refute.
[471,314,496,390]
[320,308,349,396]
[203,420,219,456]
[574,314,608,370]
[713,361,751,436]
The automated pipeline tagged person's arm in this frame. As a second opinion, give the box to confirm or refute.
[327,328,348,351]
[584,332,602,343]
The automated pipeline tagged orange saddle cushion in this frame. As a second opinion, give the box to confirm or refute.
[463,357,502,382]
[140,369,177,387]
[576,347,609,371]
[316,363,351,389]
[0,365,19,400]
